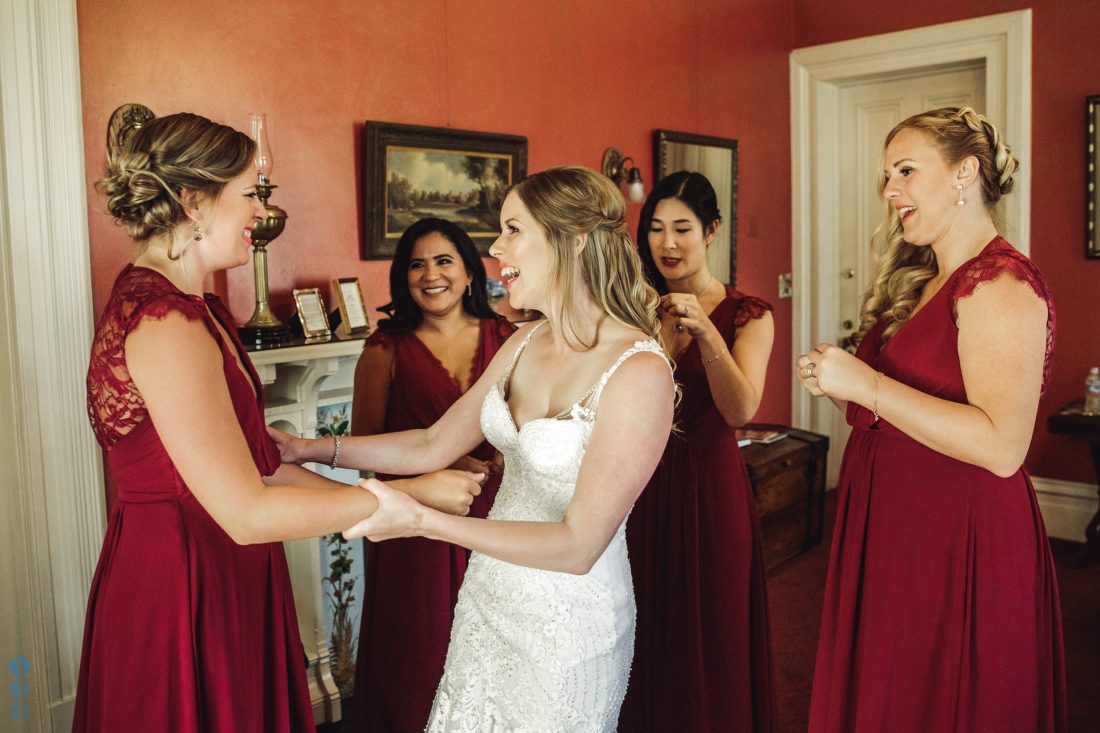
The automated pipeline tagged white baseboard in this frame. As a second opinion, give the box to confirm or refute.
[1032,476,1098,543]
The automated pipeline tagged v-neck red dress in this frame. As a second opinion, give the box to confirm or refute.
[350,318,515,732]
[808,238,1066,732]
[621,287,777,733]
[74,265,313,732]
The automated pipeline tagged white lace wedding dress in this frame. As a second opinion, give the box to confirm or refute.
[425,322,669,733]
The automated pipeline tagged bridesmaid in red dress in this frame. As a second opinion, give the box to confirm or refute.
[75,107,479,733]
[798,107,1066,732]
[621,171,776,732]
[349,218,514,732]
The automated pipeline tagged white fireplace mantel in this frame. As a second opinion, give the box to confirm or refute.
[249,336,367,724]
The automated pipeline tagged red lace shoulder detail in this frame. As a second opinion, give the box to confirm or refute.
[728,289,774,329]
[365,329,396,349]
[86,266,208,448]
[490,316,518,342]
[949,237,1056,393]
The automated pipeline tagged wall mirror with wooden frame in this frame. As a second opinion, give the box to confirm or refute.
[654,129,740,285]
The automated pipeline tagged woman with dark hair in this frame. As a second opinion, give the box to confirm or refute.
[621,170,777,732]
[349,217,513,731]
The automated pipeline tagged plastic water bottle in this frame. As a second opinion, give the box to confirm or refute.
[1086,367,1100,415]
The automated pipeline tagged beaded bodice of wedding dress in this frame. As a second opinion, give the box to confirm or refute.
[425,323,668,733]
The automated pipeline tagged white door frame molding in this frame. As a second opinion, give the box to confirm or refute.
[789,10,1032,437]
[0,0,105,730]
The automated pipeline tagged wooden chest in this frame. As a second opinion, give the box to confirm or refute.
[740,424,829,570]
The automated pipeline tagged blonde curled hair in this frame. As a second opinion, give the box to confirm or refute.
[96,104,255,257]
[510,166,664,352]
[854,107,1019,346]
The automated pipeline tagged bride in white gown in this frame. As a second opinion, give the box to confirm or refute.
[272,166,675,732]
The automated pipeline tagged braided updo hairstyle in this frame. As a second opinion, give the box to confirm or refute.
[510,166,663,352]
[853,106,1019,346]
[96,104,255,257]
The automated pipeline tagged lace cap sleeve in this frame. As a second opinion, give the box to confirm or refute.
[949,238,1056,393]
[365,329,394,349]
[492,316,518,341]
[125,291,207,331]
[86,267,209,448]
[730,291,774,329]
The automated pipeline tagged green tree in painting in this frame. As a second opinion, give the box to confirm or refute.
[387,171,415,212]
[462,156,510,213]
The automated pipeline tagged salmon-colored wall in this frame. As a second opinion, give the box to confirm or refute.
[77,0,1097,482]
[77,0,795,426]
[792,0,1100,484]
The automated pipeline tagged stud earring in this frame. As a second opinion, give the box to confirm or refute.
[193,223,204,240]
[955,184,965,207]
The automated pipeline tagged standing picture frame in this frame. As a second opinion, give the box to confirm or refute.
[331,277,370,336]
[1087,94,1100,259]
[292,287,332,341]
[362,121,528,259]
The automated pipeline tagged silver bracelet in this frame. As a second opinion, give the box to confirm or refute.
[330,435,342,469]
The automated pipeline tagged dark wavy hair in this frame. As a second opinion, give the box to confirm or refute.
[376,217,497,333]
[636,171,722,295]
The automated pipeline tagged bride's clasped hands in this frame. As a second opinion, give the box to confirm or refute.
[266,425,487,523]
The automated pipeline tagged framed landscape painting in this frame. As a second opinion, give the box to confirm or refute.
[362,122,528,259]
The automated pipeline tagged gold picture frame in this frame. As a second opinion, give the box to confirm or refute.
[1088,94,1100,259]
[292,287,331,341]
[332,277,370,336]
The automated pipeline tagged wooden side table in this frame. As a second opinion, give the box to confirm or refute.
[1046,402,1100,567]
[741,424,829,570]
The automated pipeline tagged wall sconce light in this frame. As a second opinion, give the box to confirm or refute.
[601,147,646,203]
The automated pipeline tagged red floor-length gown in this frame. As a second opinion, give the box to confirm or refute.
[351,318,514,732]
[74,265,313,732]
[621,287,777,733]
[809,238,1067,732]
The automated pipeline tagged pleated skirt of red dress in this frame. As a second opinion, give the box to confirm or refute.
[72,494,314,733]
[809,428,1067,733]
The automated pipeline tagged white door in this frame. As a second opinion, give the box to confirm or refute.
[824,63,986,487]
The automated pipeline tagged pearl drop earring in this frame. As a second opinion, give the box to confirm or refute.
[955,184,965,207]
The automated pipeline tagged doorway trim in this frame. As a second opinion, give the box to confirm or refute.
[0,0,104,729]
[789,10,1032,438]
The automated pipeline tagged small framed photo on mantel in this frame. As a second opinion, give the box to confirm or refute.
[292,288,332,342]
[332,277,370,337]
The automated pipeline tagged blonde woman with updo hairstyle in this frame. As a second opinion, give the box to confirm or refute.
[271,166,675,730]
[797,107,1065,732]
[75,105,480,732]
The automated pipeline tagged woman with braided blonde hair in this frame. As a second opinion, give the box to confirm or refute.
[74,105,481,732]
[271,166,675,730]
[797,107,1066,731]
